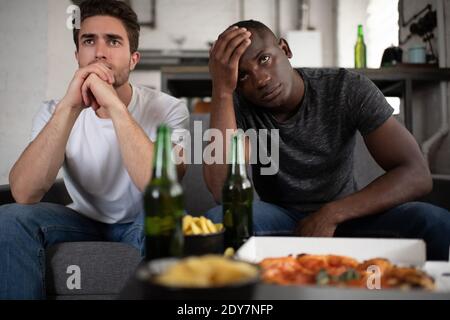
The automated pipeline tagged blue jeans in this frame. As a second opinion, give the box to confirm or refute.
[205,201,450,261]
[0,202,144,299]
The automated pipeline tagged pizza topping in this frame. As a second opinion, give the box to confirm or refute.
[259,254,435,290]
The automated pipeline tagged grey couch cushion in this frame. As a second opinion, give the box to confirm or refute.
[181,113,218,215]
[45,242,141,297]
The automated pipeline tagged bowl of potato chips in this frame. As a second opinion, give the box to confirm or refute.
[137,255,260,300]
[183,215,225,256]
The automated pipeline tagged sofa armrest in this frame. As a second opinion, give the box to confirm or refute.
[0,179,72,206]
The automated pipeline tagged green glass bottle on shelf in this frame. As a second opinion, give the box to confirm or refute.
[222,131,253,251]
[144,124,184,261]
[354,24,367,69]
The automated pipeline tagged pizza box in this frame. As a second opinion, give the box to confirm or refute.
[235,237,450,298]
[236,237,427,266]
[423,261,450,292]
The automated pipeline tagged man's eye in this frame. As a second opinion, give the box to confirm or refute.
[260,55,270,63]
[83,39,94,45]
[109,40,120,46]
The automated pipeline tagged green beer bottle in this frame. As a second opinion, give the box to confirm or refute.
[222,131,253,250]
[354,24,367,69]
[144,124,184,260]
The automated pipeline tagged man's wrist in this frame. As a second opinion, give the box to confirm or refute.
[109,101,129,121]
[56,99,83,118]
[59,96,82,111]
[212,87,234,100]
[321,201,349,225]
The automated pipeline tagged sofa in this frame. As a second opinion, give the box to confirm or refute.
[0,113,448,299]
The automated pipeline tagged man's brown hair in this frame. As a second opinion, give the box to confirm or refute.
[72,0,140,53]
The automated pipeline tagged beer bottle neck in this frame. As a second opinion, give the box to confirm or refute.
[357,25,364,41]
[152,125,177,182]
[230,133,247,178]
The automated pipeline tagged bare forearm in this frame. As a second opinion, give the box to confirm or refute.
[328,164,432,224]
[9,101,80,203]
[204,92,237,202]
[110,107,154,192]
[205,26,252,202]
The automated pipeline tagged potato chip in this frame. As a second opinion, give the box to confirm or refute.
[154,255,258,288]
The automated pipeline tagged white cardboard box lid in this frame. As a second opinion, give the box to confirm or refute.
[236,237,426,266]
[424,262,450,292]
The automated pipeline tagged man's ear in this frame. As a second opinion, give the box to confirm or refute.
[279,38,293,59]
[75,50,80,65]
[129,51,141,71]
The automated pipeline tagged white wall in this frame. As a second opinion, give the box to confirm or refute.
[137,0,306,50]
[0,0,48,185]
[139,0,239,50]
[46,0,78,100]
[309,0,337,67]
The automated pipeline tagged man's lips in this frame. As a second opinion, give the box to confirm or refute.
[261,83,282,101]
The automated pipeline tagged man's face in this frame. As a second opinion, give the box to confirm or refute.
[76,15,139,88]
[236,30,294,109]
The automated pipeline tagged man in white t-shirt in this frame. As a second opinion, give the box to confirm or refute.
[0,0,189,299]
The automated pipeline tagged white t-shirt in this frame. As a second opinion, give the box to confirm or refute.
[31,84,189,224]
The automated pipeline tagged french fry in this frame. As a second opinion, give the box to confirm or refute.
[206,219,217,233]
[183,215,193,232]
[190,220,202,235]
[183,215,223,235]
[199,216,209,233]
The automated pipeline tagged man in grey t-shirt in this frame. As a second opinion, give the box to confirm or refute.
[204,20,450,260]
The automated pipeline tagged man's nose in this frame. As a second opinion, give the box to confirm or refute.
[254,72,271,89]
[94,41,107,60]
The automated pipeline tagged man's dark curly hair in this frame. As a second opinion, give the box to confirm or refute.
[73,0,140,53]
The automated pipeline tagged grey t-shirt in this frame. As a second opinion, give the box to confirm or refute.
[233,68,394,213]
